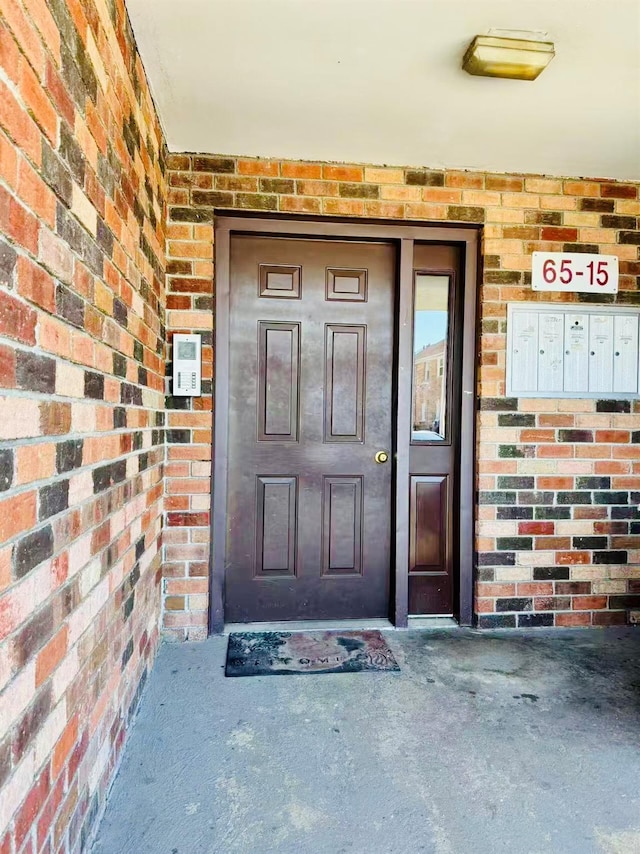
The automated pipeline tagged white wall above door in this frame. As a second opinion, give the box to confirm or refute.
[126,0,640,180]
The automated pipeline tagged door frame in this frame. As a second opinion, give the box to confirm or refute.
[210,213,480,633]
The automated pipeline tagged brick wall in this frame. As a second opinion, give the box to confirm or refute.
[165,154,640,638]
[0,0,166,850]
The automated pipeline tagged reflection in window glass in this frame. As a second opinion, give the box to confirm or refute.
[412,274,449,442]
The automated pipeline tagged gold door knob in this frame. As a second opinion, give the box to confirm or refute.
[374,450,389,464]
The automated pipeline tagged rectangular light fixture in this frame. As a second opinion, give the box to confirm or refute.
[462,35,555,81]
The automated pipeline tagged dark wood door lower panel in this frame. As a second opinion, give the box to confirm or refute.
[409,475,452,614]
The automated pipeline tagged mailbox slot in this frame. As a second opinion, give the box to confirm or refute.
[613,314,639,394]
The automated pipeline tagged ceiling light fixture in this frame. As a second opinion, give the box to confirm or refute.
[462,32,555,81]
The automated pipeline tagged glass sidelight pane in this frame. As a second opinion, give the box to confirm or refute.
[412,274,450,442]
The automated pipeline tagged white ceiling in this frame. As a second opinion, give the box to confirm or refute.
[126,0,640,180]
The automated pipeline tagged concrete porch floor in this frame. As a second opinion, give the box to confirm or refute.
[92,629,640,854]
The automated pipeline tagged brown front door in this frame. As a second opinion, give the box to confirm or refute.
[225,235,395,622]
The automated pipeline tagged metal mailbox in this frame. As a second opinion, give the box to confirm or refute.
[507,303,640,398]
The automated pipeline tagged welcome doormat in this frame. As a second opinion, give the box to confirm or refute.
[225,630,400,677]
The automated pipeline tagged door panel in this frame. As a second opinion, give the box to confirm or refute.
[257,322,300,441]
[255,476,297,576]
[259,264,301,298]
[322,476,363,576]
[409,475,450,613]
[226,236,395,622]
[324,325,366,442]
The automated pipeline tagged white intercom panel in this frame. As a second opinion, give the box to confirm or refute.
[506,303,640,398]
[173,333,201,396]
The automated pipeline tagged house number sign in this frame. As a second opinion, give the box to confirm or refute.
[532,252,618,294]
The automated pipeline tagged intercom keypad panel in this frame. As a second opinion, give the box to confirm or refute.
[173,333,202,397]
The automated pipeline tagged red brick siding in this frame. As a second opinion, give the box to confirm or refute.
[165,155,640,637]
[0,0,166,850]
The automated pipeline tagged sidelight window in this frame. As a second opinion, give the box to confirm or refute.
[411,274,450,442]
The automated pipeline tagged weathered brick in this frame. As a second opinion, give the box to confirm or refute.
[485,271,522,285]
[170,206,214,223]
[578,198,615,213]
[486,175,523,192]
[193,156,235,173]
[16,351,56,394]
[518,614,554,628]
[535,507,571,520]
[525,210,562,225]
[113,352,126,377]
[42,141,73,205]
[13,525,54,578]
[557,492,592,505]
[0,291,37,345]
[618,230,640,245]
[576,477,610,489]
[96,218,114,256]
[16,255,56,314]
[39,480,69,520]
[259,178,295,195]
[566,242,599,254]
[593,491,628,505]
[497,507,533,520]
[596,400,631,413]
[499,445,535,458]
[533,567,570,581]
[497,537,533,551]
[338,182,379,199]
[56,283,84,327]
[601,183,637,199]
[0,236,17,287]
[559,429,593,443]
[39,400,71,435]
[406,170,444,186]
[496,597,532,612]
[83,371,104,400]
[497,476,534,490]
[541,226,578,241]
[92,460,126,493]
[480,398,518,411]
[56,439,83,473]
[518,492,555,505]
[235,193,278,210]
[478,614,516,628]
[113,298,128,326]
[593,551,628,564]
[609,595,640,609]
[602,215,636,229]
[121,637,134,669]
[477,552,515,566]
[0,449,13,492]
[447,205,484,223]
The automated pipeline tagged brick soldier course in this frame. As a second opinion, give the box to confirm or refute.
[0,0,639,850]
